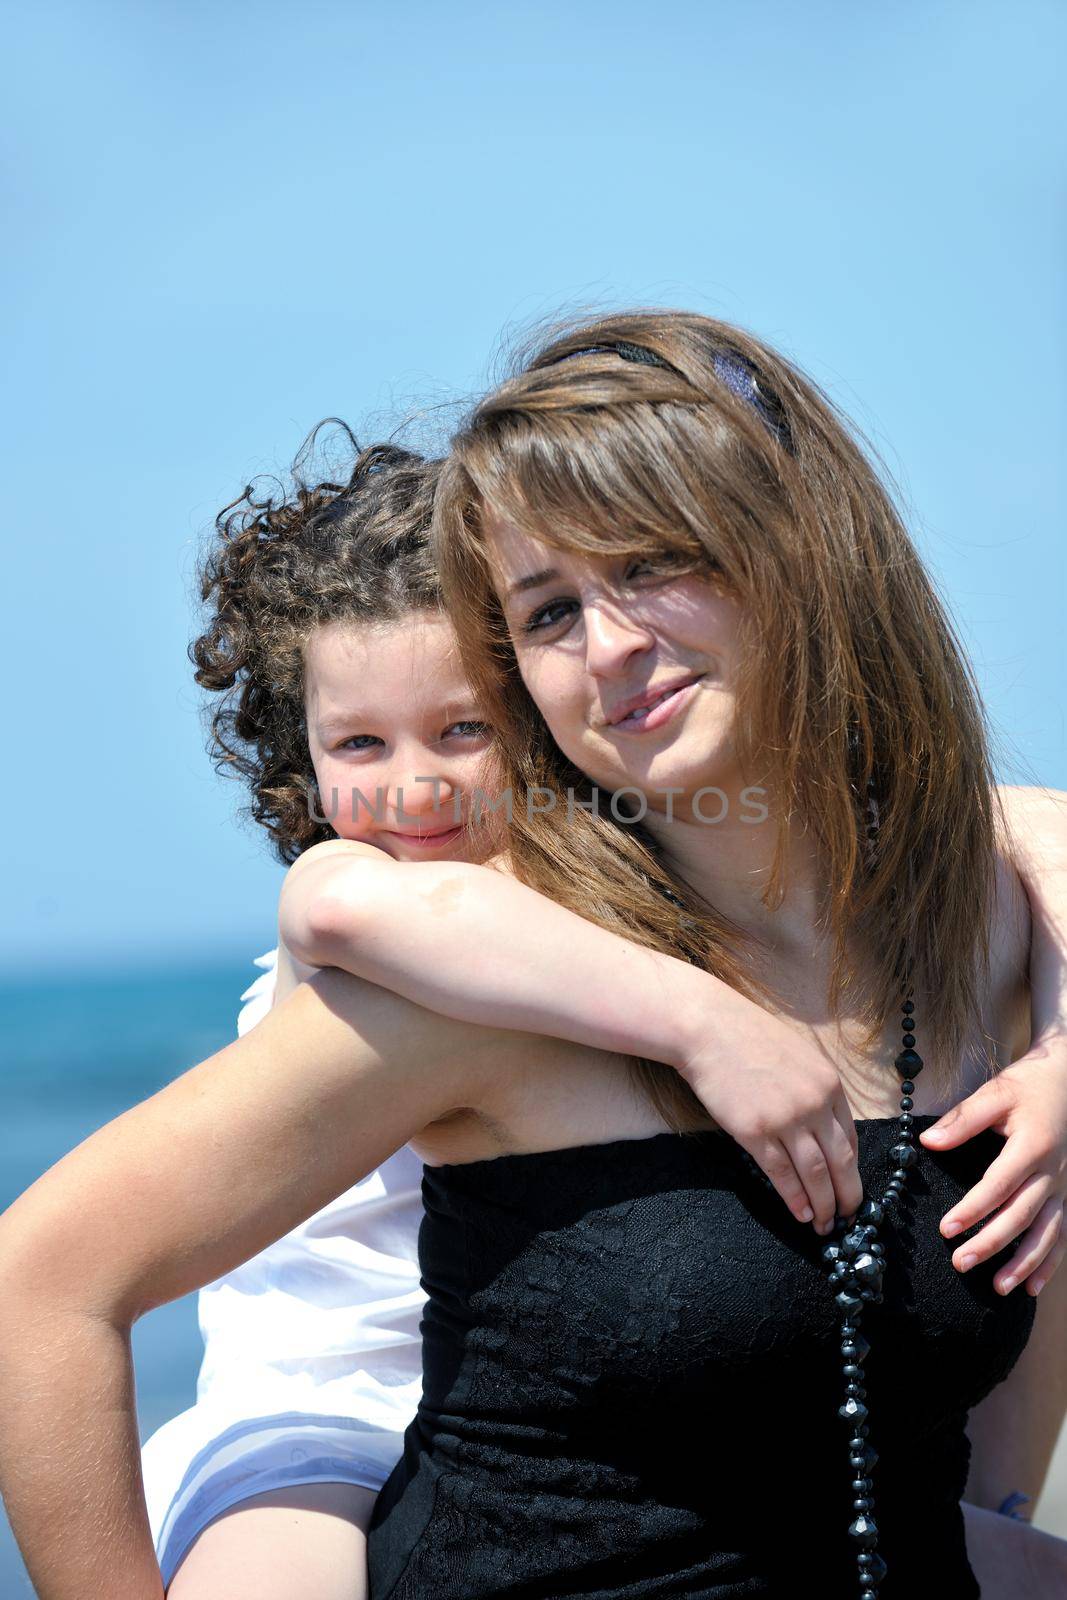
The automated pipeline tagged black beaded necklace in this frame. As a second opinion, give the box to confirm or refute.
[652,773,918,1595]
[819,775,920,1598]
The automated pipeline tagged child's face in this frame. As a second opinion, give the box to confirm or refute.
[303,610,494,863]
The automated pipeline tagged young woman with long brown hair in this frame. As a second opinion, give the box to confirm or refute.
[1,312,1067,1599]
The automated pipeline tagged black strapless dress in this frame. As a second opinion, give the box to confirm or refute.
[367,1116,1035,1598]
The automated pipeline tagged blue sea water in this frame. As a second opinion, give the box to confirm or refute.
[0,957,263,1596]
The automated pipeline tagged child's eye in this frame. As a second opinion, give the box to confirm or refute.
[336,734,383,752]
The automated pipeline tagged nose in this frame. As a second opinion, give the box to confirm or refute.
[387,747,458,823]
[583,598,656,679]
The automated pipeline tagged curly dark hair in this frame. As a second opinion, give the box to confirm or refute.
[190,421,443,863]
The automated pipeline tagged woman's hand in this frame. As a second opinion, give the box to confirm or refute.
[962,1500,1067,1598]
[678,1012,862,1237]
[920,1037,1067,1295]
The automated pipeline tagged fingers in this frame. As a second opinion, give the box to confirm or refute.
[745,1137,817,1227]
[1027,1232,1066,1297]
[782,1131,838,1236]
[939,1142,1039,1237]
[745,1104,862,1237]
[831,1094,863,1218]
[948,1177,1058,1283]
[982,1196,1062,1295]
[921,1080,1008,1150]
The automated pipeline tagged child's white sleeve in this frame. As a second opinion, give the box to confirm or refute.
[235,947,278,1037]
[139,944,425,1586]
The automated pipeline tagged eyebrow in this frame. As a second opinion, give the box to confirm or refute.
[504,567,561,601]
[316,701,483,738]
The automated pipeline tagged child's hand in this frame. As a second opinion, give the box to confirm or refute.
[920,1037,1067,1296]
[680,1020,863,1238]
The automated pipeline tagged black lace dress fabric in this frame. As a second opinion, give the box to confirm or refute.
[367,1116,1035,1599]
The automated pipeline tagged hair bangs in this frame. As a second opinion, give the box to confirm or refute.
[460,402,735,583]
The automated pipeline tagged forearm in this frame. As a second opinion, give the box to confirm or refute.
[283,854,747,1072]
[0,1293,163,1600]
[964,1257,1067,1516]
[996,784,1067,1046]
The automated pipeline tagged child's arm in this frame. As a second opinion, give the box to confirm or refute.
[922,786,1067,1295]
[279,838,864,1234]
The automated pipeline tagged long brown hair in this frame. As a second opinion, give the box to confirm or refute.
[433,309,1005,1128]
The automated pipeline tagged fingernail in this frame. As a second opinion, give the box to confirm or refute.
[999,1275,1017,1294]
[958,1253,978,1271]
[942,1220,962,1237]
[1031,1279,1046,1296]
[800,1207,814,1223]
[817,1220,833,1236]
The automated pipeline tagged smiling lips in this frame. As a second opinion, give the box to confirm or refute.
[383,824,465,846]
[606,673,705,728]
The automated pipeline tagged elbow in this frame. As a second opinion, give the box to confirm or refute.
[295,890,369,968]
[0,1196,135,1337]
[280,848,396,969]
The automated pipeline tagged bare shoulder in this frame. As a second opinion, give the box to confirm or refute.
[989,839,1032,978]
[994,783,1067,852]
[971,839,1033,1080]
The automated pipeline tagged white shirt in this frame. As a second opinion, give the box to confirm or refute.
[140,949,426,1586]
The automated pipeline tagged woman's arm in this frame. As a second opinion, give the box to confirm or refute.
[279,837,863,1233]
[0,969,561,1600]
[963,1251,1067,1519]
[959,1246,1067,1594]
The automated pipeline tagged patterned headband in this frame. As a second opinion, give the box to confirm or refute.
[544,337,795,453]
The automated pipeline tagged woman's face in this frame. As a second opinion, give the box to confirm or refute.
[484,512,747,816]
[303,610,494,862]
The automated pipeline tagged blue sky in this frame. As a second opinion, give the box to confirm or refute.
[2,0,1064,976]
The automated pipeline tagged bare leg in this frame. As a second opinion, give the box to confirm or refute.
[165,1482,377,1600]
[964,1500,1067,1597]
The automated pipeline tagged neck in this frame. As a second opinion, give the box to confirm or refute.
[640,779,831,974]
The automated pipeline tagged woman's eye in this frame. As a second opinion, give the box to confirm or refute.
[445,720,491,738]
[521,558,681,634]
[628,553,695,578]
[521,597,578,634]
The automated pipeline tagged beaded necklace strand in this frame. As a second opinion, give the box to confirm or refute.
[819,776,920,1596]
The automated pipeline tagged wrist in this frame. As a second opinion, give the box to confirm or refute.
[666,963,747,1079]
